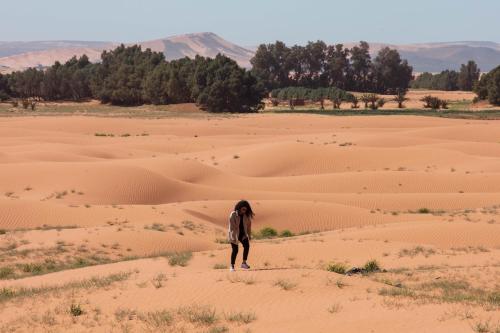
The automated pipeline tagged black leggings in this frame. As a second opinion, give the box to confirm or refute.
[231,237,250,266]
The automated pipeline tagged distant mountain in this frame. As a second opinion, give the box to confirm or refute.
[140,32,254,67]
[0,33,253,72]
[0,34,499,73]
[344,41,500,72]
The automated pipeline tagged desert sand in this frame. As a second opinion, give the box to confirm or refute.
[0,112,499,332]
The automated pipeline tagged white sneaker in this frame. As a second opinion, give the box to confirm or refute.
[229,267,235,272]
[241,262,250,269]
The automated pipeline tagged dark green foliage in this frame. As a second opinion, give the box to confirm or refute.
[372,47,413,94]
[474,66,500,106]
[279,230,294,237]
[411,70,459,91]
[1,45,263,112]
[421,95,448,109]
[251,41,412,94]
[411,61,479,92]
[194,55,265,113]
[458,60,480,91]
[91,45,165,105]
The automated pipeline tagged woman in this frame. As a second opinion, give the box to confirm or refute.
[228,200,254,271]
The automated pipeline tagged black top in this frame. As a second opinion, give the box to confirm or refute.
[238,214,246,240]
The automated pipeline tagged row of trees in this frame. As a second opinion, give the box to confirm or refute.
[411,61,481,91]
[0,45,265,112]
[250,41,413,94]
[269,86,413,110]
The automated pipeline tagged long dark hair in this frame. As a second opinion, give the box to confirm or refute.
[234,200,255,219]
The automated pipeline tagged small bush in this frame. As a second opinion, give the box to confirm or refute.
[167,252,192,267]
[363,260,381,273]
[417,208,431,214]
[213,263,228,270]
[0,229,6,235]
[258,227,278,239]
[280,230,294,237]
[70,303,83,317]
[326,263,347,274]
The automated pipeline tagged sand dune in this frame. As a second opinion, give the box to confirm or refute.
[0,113,499,332]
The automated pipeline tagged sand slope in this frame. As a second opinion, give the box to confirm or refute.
[0,113,499,332]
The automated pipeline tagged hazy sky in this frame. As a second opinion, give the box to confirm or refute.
[1,0,499,45]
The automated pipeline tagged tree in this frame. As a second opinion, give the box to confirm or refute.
[350,41,372,91]
[372,47,413,94]
[250,41,292,91]
[458,60,480,91]
[474,65,500,106]
[91,45,165,105]
[393,88,408,108]
[411,70,459,91]
[325,44,350,90]
[195,54,265,113]
[0,73,10,100]
[310,87,329,109]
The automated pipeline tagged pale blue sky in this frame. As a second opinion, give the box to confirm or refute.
[1,0,499,44]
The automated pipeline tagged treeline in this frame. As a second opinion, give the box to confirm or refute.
[269,86,410,110]
[0,45,265,112]
[411,61,481,91]
[250,41,413,94]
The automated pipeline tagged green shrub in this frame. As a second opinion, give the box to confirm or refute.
[70,303,83,316]
[326,263,347,274]
[167,252,192,267]
[363,260,381,273]
[258,227,278,239]
[280,230,294,237]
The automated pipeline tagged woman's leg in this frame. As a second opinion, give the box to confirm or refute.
[230,242,238,267]
[241,238,250,263]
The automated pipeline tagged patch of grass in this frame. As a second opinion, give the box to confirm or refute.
[0,229,6,235]
[145,223,166,232]
[269,108,500,120]
[166,252,192,267]
[0,267,15,279]
[0,271,131,303]
[363,260,381,273]
[178,305,218,326]
[225,311,257,324]
[182,220,196,231]
[398,246,436,258]
[327,303,342,314]
[213,263,228,270]
[141,310,174,328]
[70,303,83,316]
[206,326,229,333]
[227,274,256,285]
[417,208,431,214]
[274,279,297,291]
[326,263,348,274]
